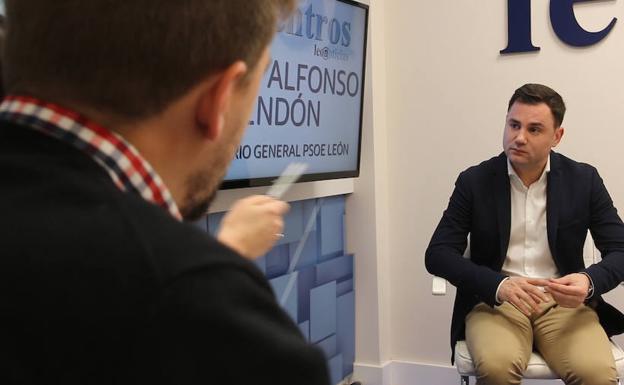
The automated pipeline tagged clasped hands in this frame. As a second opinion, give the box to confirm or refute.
[497,273,590,316]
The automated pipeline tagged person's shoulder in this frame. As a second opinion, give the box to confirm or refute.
[459,153,506,180]
[551,152,598,176]
[60,183,274,306]
[0,122,265,293]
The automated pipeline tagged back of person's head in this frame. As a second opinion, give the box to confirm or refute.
[508,83,566,127]
[4,0,295,122]
[0,14,5,98]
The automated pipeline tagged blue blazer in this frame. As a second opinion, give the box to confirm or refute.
[425,152,624,361]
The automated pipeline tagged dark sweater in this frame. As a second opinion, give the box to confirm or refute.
[0,122,329,385]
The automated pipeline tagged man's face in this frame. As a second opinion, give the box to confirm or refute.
[180,48,271,221]
[503,101,563,172]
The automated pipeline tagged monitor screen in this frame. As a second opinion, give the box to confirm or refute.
[220,0,369,189]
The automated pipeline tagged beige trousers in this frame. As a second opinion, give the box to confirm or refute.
[465,299,618,385]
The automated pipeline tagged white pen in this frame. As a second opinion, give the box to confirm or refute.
[266,162,308,200]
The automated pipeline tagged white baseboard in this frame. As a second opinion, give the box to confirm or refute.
[352,361,455,385]
[353,361,392,385]
[352,361,560,385]
[390,361,459,385]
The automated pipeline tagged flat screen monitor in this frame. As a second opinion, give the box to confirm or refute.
[220,0,369,189]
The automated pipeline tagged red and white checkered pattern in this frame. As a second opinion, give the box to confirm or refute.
[0,96,182,221]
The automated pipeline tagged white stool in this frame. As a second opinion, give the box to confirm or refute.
[454,339,624,384]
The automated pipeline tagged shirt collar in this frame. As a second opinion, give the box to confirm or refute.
[0,95,183,221]
[507,154,551,183]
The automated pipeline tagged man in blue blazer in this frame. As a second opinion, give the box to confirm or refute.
[426,84,624,385]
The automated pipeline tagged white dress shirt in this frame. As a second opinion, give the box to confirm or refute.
[496,157,560,303]
[502,157,559,279]
[494,157,595,303]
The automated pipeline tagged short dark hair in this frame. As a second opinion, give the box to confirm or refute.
[4,0,295,122]
[0,15,5,98]
[508,83,566,127]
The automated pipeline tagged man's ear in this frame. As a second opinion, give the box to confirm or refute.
[552,126,564,147]
[196,61,248,141]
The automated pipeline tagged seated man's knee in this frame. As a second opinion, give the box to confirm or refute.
[473,351,527,385]
[561,359,617,385]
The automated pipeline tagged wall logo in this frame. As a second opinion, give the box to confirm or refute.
[314,45,330,59]
[313,44,351,61]
[501,0,617,54]
[280,3,354,61]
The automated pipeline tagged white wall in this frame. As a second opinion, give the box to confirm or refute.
[346,0,392,369]
[350,0,624,379]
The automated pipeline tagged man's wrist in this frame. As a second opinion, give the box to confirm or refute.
[580,272,594,299]
[218,232,249,258]
[495,277,509,304]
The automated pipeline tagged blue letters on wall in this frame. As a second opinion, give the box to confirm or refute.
[550,0,617,47]
[501,0,540,54]
[501,0,617,54]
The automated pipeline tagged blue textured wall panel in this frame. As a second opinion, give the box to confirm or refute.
[207,195,354,382]
[336,278,354,297]
[316,334,338,359]
[278,200,304,245]
[297,266,316,323]
[265,244,291,279]
[268,273,298,322]
[337,291,355,378]
[302,199,321,229]
[328,354,344,385]
[316,254,353,286]
[290,229,319,270]
[310,281,337,343]
[319,196,345,259]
